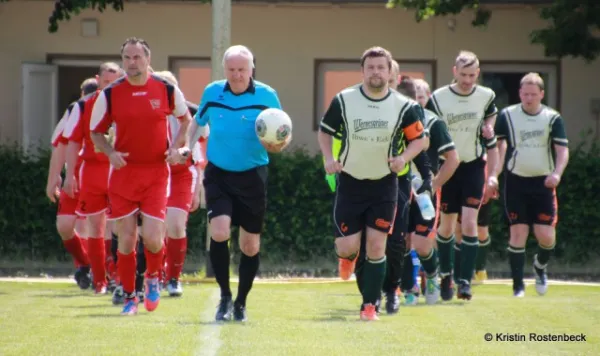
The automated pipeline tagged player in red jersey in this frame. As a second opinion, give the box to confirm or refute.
[90,38,192,315]
[46,78,98,289]
[154,70,208,296]
[63,62,122,294]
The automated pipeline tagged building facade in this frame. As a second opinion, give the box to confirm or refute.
[0,0,598,153]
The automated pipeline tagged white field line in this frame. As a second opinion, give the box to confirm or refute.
[195,288,222,356]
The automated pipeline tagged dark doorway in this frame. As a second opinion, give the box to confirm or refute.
[56,66,98,122]
[481,71,551,112]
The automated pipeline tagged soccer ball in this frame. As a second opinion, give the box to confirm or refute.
[255,108,292,144]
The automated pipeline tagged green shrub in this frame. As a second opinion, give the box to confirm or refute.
[1,135,598,266]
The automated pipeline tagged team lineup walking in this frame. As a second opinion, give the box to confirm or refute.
[45,38,569,320]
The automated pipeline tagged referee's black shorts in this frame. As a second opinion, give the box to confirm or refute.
[203,162,268,234]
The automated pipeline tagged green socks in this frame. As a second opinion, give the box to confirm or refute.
[362,256,387,304]
[436,233,455,276]
[475,236,491,271]
[419,249,438,277]
[459,236,478,283]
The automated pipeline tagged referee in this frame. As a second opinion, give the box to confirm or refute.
[192,45,290,322]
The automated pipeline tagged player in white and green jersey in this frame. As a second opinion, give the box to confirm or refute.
[493,72,569,297]
[425,51,500,301]
[318,47,427,321]
[398,78,460,305]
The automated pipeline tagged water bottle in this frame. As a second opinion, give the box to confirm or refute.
[411,176,435,221]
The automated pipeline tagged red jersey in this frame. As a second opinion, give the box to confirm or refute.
[51,104,73,147]
[90,75,188,165]
[63,91,109,163]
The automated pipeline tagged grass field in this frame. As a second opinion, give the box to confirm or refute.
[0,279,598,356]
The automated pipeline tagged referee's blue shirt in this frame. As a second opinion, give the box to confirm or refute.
[195,79,282,172]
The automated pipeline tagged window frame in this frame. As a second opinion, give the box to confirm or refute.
[313,59,437,130]
[479,60,562,111]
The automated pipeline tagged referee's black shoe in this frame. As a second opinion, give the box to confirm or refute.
[215,296,233,321]
[233,302,247,322]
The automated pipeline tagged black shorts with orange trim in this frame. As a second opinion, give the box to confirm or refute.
[440,158,486,214]
[408,189,441,238]
[503,172,557,226]
[333,172,398,238]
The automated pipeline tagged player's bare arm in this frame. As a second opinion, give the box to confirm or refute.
[482,114,497,139]
[433,149,459,192]
[319,95,344,174]
[46,143,66,203]
[166,87,193,164]
[546,144,569,189]
[62,103,84,198]
[497,139,507,175]
[318,131,342,174]
[190,164,203,213]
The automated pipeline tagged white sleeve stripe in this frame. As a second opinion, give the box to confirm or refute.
[486,137,498,146]
[320,122,336,132]
[191,142,202,163]
[62,103,81,139]
[437,142,455,152]
[90,91,108,131]
[51,109,70,142]
[172,87,188,118]
[553,138,568,143]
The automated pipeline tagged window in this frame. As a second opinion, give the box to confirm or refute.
[314,60,435,130]
[479,62,560,112]
[170,58,211,103]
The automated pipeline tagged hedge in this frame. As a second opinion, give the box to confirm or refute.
[1,134,599,265]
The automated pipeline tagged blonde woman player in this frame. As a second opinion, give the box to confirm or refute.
[152,70,207,296]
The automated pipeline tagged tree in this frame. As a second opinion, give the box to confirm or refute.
[46,0,124,33]
[385,0,600,62]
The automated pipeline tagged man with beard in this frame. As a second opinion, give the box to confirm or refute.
[318,47,427,320]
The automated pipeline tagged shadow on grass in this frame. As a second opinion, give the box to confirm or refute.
[32,292,89,299]
[75,313,149,318]
[61,304,109,309]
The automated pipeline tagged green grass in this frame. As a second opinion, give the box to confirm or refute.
[0,281,598,355]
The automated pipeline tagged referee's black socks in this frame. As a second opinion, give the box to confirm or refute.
[235,252,260,307]
[210,238,232,298]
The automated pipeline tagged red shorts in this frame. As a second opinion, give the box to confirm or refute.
[167,166,198,212]
[77,161,110,216]
[107,163,170,221]
[57,189,79,216]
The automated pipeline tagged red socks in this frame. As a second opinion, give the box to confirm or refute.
[104,239,117,282]
[117,251,137,295]
[145,245,165,279]
[166,237,188,281]
[88,237,106,287]
[63,234,90,267]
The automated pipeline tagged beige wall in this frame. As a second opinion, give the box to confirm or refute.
[1,1,599,151]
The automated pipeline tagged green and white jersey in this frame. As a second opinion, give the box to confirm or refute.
[426,85,498,163]
[320,84,425,180]
[423,109,456,175]
[495,104,568,177]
